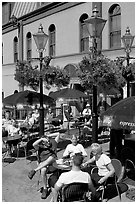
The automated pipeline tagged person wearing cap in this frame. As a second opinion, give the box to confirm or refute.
[82,103,92,122]
[28,133,62,199]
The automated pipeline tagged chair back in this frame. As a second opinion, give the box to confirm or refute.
[91,166,98,174]
[111,159,122,181]
[26,137,39,153]
[61,182,88,202]
[125,159,135,180]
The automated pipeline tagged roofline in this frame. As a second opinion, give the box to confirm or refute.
[2,2,84,35]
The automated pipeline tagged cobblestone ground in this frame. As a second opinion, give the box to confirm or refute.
[2,128,134,202]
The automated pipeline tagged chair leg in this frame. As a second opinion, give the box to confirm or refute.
[101,188,105,201]
[115,182,121,201]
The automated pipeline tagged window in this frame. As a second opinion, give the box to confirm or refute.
[13,37,18,62]
[109,4,121,48]
[80,14,89,52]
[26,32,32,60]
[49,24,56,56]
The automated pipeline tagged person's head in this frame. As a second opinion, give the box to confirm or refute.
[71,135,78,146]
[49,108,52,113]
[72,153,84,167]
[28,111,32,118]
[5,110,10,119]
[86,103,90,108]
[41,135,52,148]
[90,143,102,157]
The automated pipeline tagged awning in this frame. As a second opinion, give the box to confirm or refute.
[11,2,37,18]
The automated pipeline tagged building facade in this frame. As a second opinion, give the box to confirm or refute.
[2,2,135,98]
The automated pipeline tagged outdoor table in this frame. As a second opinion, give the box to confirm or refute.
[53,159,72,171]
[2,134,22,157]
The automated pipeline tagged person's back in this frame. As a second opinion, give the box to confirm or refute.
[52,153,96,201]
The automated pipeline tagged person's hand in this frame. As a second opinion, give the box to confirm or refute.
[98,177,106,184]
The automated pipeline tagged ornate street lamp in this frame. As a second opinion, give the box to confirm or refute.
[121,27,135,97]
[33,24,49,136]
[84,5,107,143]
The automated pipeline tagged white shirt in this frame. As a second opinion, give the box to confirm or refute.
[63,143,87,158]
[94,154,111,176]
[56,170,91,188]
[82,108,91,116]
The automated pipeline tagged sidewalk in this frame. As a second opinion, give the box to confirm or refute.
[2,133,135,202]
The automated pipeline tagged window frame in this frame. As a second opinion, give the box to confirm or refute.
[109,4,121,49]
[49,24,56,56]
[26,32,32,60]
[79,14,89,53]
[13,36,18,62]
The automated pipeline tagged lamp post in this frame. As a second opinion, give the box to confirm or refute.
[33,24,49,136]
[121,27,135,97]
[84,5,107,143]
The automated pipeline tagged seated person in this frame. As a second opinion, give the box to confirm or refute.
[2,110,15,131]
[28,133,62,199]
[51,153,96,202]
[82,103,92,122]
[83,143,115,187]
[82,116,92,140]
[6,121,20,136]
[63,135,87,159]
[45,108,54,129]
[45,108,54,123]
[32,106,40,124]
[2,110,21,136]
[24,111,35,127]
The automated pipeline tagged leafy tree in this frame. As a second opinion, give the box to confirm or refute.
[76,52,134,96]
[14,57,70,91]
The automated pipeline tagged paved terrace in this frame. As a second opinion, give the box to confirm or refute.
[2,128,135,202]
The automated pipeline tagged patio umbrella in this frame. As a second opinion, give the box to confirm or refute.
[3,90,54,106]
[49,88,87,100]
[100,96,135,130]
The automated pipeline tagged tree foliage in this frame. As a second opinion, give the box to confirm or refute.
[76,53,135,95]
[14,57,70,91]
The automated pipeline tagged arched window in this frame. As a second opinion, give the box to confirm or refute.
[13,36,18,62]
[79,14,89,52]
[26,32,32,60]
[109,4,121,48]
[49,24,56,56]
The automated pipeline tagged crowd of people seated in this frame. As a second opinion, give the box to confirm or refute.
[27,132,115,201]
